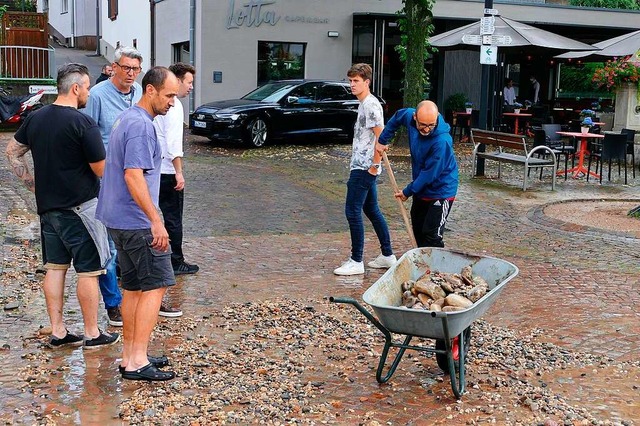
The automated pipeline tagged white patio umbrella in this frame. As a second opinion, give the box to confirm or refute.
[556,29,640,60]
[430,16,597,51]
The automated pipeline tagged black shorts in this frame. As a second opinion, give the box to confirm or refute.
[108,228,176,292]
[40,209,104,276]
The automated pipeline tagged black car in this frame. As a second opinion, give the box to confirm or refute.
[190,79,381,147]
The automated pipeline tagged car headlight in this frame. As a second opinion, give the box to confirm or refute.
[214,112,242,121]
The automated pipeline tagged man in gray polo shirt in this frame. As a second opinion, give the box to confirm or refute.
[97,67,180,381]
[83,46,143,327]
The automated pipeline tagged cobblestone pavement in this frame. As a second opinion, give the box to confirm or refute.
[0,130,639,425]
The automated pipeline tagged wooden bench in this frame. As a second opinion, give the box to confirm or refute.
[470,128,557,191]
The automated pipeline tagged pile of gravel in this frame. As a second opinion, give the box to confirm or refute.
[110,299,635,425]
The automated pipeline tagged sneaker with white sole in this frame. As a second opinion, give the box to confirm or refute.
[367,254,397,269]
[333,258,365,276]
[159,303,183,318]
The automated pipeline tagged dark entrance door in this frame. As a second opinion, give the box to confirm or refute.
[352,15,404,117]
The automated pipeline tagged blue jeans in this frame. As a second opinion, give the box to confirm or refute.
[98,236,122,309]
[345,169,393,262]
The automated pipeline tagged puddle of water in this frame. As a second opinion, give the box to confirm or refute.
[541,365,640,422]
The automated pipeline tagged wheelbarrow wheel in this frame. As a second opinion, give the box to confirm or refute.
[435,326,471,372]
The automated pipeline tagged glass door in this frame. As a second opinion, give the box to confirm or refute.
[353,15,403,116]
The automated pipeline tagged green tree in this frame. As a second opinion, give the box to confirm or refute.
[569,0,640,9]
[395,0,436,109]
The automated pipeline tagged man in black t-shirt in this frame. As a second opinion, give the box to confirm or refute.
[6,63,119,350]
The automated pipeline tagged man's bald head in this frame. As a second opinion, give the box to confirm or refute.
[414,100,439,136]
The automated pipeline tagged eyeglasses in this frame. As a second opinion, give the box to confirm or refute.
[416,121,437,131]
[115,63,142,74]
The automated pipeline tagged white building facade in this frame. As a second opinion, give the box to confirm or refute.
[38,0,97,50]
[44,0,638,123]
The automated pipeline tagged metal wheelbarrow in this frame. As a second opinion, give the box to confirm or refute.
[330,247,519,398]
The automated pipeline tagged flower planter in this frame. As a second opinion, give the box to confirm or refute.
[465,108,472,114]
[613,82,640,132]
[513,109,520,114]
[581,126,590,134]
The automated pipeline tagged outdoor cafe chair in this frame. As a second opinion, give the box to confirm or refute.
[586,132,628,184]
[532,128,574,180]
[621,128,636,178]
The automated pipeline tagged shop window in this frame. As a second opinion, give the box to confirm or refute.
[173,41,190,64]
[108,0,118,21]
[61,0,68,14]
[257,41,306,85]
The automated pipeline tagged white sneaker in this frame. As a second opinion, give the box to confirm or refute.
[333,258,365,276]
[367,254,397,269]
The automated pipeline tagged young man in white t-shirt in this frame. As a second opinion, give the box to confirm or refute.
[153,63,198,317]
[334,63,396,276]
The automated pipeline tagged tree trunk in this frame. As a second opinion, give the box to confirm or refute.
[402,0,432,109]
[394,0,434,147]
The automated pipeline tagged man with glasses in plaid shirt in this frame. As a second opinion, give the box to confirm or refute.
[377,100,458,248]
[83,46,144,327]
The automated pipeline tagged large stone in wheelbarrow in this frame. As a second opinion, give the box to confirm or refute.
[413,280,446,300]
[445,293,473,308]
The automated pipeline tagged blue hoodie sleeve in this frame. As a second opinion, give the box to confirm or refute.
[379,108,410,145]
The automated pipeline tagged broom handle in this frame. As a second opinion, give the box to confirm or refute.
[381,152,418,248]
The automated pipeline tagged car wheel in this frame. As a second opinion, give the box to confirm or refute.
[244,117,268,148]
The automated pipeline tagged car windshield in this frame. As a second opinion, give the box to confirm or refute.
[242,82,299,102]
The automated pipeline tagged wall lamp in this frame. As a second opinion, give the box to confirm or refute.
[327,31,339,38]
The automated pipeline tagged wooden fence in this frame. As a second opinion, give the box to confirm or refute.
[1,11,51,79]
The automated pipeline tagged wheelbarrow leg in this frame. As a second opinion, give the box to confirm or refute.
[330,296,408,384]
[438,313,466,398]
[376,334,412,384]
[445,330,466,399]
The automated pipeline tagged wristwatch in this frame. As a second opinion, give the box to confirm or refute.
[372,163,380,169]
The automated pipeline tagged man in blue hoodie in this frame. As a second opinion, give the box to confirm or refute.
[378,100,458,247]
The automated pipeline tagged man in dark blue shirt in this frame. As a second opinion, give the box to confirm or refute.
[378,100,458,247]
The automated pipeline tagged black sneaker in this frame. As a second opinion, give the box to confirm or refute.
[84,330,120,349]
[159,303,183,318]
[48,330,84,348]
[107,306,123,327]
[173,262,199,275]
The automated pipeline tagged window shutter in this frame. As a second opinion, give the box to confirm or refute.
[108,0,118,21]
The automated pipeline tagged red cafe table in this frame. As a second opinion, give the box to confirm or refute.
[503,112,533,135]
[556,131,604,179]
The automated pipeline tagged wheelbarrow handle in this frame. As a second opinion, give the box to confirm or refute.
[329,296,391,339]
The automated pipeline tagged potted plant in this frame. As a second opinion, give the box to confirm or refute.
[513,102,523,114]
[581,116,594,134]
[464,102,473,114]
[444,93,469,113]
[591,57,640,129]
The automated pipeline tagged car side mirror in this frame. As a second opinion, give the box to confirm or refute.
[286,96,299,104]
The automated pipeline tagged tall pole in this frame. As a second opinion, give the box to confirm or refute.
[95,0,100,55]
[476,0,494,176]
[189,0,196,114]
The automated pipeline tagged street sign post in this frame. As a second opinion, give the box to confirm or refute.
[480,45,498,65]
[480,16,495,35]
[462,34,482,44]
[482,35,512,46]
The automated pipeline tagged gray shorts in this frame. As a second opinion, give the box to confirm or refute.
[108,228,176,292]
